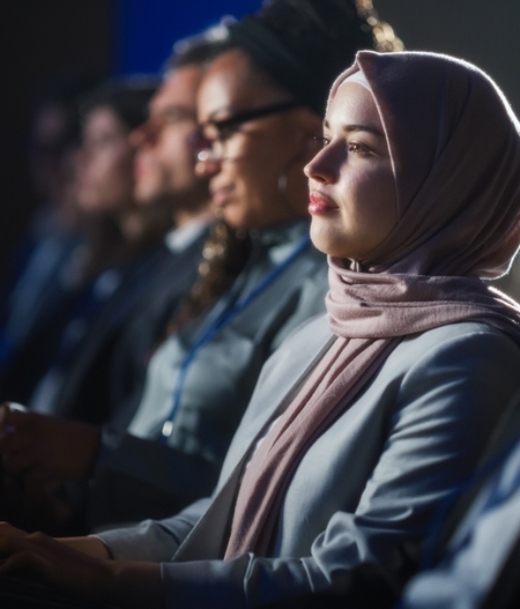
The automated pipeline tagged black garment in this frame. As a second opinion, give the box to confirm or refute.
[49,232,207,426]
[0,574,113,609]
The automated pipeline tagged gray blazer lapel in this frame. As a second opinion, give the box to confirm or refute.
[172,460,245,561]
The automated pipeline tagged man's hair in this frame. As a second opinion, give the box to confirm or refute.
[165,22,234,72]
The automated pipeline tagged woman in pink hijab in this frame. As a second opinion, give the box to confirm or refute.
[1,51,520,609]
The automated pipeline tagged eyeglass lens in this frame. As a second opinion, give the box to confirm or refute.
[194,100,300,162]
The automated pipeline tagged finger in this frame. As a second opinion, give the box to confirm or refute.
[0,521,27,540]
[0,525,26,558]
[0,550,51,585]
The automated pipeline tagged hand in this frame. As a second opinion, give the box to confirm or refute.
[0,522,164,608]
[0,403,100,483]
[0,521,114,600]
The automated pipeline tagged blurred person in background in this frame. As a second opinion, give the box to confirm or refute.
[30,39,219,428]
[0,32,223,535]
[0,0,400,533]
[0,78,168,409]
[0,78,184,533]
[0,81,91,367]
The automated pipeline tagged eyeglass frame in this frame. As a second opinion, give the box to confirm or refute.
[193,100,301,162]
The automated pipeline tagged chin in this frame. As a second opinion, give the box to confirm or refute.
[309,223,336,256]
[220,204,249,230]
[135,186,161,206]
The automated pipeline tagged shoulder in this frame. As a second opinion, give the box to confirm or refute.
[390,321,520,374]
[379,322,520,440]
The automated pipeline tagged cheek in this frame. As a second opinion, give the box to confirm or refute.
[94,151,133,203]
[161,131,196,180]
[364,169,396,231]
[345,167,397,256]
[111,153,134,188]
[237,140,286,200]
[163,127,193,160]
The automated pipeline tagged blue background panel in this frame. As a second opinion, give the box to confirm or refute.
[114,0,260,74]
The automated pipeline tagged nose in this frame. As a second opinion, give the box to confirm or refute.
[304,144,340,184]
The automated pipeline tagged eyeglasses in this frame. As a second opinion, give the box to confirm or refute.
[193,100,301,163]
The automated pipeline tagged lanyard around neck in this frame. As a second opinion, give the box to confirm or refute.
[160,233,311,443]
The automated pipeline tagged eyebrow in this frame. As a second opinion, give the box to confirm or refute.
[323,119,384,137]
[150,104,196,121]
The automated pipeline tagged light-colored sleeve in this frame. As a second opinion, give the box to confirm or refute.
[96,498,212,562]
[157,328,520,608]
[401,438,520,609]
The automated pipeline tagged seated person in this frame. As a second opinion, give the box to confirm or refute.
[1,45,520,609]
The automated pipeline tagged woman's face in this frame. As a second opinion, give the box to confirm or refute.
[305,82,396,261]
[196,49,322,230]
[76,106,135,214]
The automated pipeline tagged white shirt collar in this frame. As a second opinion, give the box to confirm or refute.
[164,216,212,253]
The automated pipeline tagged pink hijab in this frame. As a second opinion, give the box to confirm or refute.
[225,51,520,560]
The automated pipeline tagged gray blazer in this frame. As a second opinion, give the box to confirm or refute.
[99,316,520,608]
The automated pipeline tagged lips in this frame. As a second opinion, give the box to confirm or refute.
[308,191,338,215]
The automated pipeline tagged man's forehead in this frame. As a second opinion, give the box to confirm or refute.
[150,66,203,115]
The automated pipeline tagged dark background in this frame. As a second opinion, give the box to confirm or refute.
[1,0,519,279]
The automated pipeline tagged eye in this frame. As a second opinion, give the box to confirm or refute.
[216,124,239,142]
[312,135,330,148]
[348,141,371,156]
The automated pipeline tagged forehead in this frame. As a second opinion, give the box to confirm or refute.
[83,105,125,133]
[326,82,382,129]
[150,65,203,115]
[197,49,284,119]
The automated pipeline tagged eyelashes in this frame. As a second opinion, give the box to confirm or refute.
[312,135,372,156]
[312,135,329,148]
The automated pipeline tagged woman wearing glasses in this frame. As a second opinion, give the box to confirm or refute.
[2,48,520,609]
[0,0,398,531]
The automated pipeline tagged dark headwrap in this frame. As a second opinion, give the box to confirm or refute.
[226,0,399,114]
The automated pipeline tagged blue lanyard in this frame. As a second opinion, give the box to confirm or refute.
[160,233,311,443]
